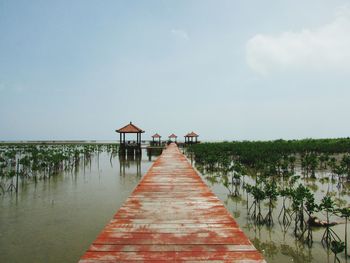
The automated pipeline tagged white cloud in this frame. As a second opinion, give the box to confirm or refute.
[246,6,350,75]
[171,29,189,41]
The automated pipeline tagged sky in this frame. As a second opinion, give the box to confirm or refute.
[1,0,350,141]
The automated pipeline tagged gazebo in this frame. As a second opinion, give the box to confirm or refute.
[116,122,145,151]
[151,133,162,146]
[168,133,177,143]
[185,131,199,144]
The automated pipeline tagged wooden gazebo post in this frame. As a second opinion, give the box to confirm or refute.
[185,132,199,145]
[168,134,177,143]
[116,122,145,155]
[151,133,162,146]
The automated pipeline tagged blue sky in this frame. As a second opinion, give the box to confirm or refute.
[1,0,350,141]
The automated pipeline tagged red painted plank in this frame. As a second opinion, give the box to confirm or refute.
[88,244,257,252]
[78,143,265,262]
[80,251,264,261]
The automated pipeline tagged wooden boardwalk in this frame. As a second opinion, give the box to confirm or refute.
[79,143,265,262]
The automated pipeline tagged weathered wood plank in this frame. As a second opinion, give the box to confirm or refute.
[80,251,264,261]
[78,143,265,262]
[88,244,257,252]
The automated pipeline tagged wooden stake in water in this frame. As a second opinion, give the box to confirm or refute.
[16,158,19,193]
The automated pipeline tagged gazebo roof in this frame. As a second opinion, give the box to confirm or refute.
[168,133,177,138]
[185,131,199,137]
[116,122,145,133]
[152,133,161,138]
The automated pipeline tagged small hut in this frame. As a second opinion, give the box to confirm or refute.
[116,122,144,154]
[168,133,177,143]
[151,133,162,146]
[185,131,199,144]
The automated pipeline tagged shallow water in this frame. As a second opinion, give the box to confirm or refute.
[0,151,155,263]
[189,156,350,263]
[2,147,349,263]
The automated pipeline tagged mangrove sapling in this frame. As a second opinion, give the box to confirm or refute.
[247,179,266,224]
[4,150,16,168]
[264,180,278,226]
[0,160,6,176]
[319,196,341,248]
[319,153,330,170]
[220,161,237,196]
[307,153,319,179]
[332,165,345,187]
[341,154,350,180]
[233,162,245,185]
[300,153,307,177]
[302,191,317,246]
[289,175,300,186]
[330,241,345,263]
[280,155,291,177]
[288,155,296,173]
[329,157,338,176]
[232,172,242,196]
[244,184,250,211]
[278,187,293,227]
[19,155,31,177]
[0,182,5,194]
[290,184,310,237]
[222,174,234,196]
[218,154,232,173]
[336,207,350,257]
[6,170,16,192]
[278,176,299,228]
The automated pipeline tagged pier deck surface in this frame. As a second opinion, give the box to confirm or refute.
[79,143,265,262]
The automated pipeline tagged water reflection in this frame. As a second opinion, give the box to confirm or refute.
[195,164,350,263]
[0,150,154,263]
[280,243,313,263]
[146,148,163,161]
[119,154,142,177]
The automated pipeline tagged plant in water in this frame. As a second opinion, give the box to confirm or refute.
[319,196,341,248]
[302,190,317,246]
[288,155,296,172]
[264,179,278,226]
[336,207,350,257]
[247,177,266,225]
[278,187,293,228]
[301,153,319,178]
[222,174,233,196]
[232,170,242,196]
[341,154,350,180]
[290,184,310,237]
[330,240,345,263]
[319,153,330,169]
[278,176,299,228]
